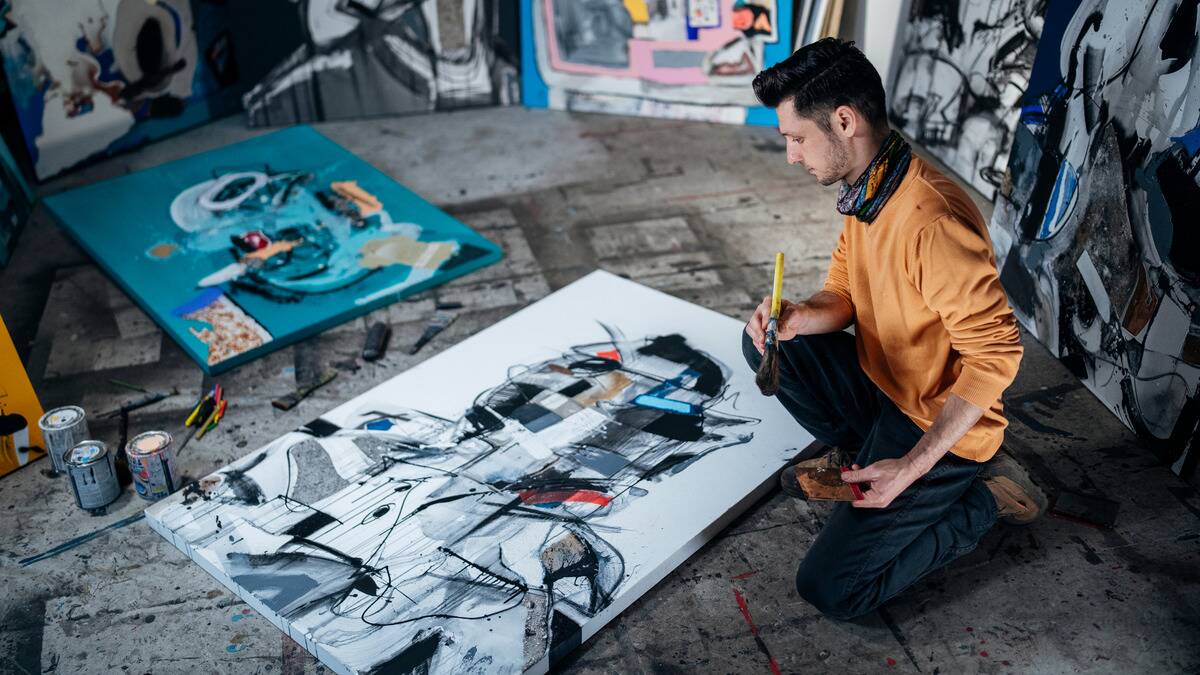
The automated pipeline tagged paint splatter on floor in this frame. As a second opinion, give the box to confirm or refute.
[732,588,781,675]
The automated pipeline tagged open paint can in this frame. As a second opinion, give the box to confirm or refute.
[66,440,120,510]
[38,406,89,475]
[126,430,177,501]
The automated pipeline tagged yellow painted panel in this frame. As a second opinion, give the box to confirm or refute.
[0,316,45,477]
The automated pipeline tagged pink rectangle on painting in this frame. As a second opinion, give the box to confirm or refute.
[541,0,742,85]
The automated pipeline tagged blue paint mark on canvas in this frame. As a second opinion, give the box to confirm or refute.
[1171,126,1200,157]
[366,419,394,431]
[1036,161,1079,240]
[634,394,698,415]
[172,288,224,317]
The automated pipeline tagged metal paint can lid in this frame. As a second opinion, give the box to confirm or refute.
[40,406,85,430]
[67,440,108,467]
[127,430,173,456]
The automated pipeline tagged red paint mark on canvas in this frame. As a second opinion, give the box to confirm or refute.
[980,651,989,658]
[732,571,756,580]
[596,349,621,361]
[886,657,897,667]
[518,489,612,507]
[732,589,781,675]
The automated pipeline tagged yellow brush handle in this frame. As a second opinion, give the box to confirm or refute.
[769,252,784,319]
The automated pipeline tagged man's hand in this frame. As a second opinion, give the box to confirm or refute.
[745,296,806,354]
[841,457,921,509]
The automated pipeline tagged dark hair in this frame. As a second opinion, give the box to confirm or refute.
[752,38,888,132]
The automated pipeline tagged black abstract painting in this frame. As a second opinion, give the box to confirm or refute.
[146,317,780,673]
[989,0,1200,479]
[891,0,1047,199]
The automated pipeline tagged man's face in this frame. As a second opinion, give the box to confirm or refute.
[777,101,850,186]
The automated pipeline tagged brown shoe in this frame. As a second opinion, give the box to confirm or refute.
[981,451,1047,525]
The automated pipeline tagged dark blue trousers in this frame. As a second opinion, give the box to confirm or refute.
[742,330,997,619]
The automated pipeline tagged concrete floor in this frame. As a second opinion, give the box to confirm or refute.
[1,108,1198,675]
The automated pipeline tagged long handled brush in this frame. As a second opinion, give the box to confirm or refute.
[756,252,785,396]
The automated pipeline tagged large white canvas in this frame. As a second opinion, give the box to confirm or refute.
[146,271,810,674]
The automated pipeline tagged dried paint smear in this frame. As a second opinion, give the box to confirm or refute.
[359,236,456,270]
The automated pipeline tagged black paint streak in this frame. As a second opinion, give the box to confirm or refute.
[364,629,442,675]
[1071,535,1103,565]
[438,546,529,594]
[636,334,725,396]
[301,417,342,438]
[285,511,338,538]
[877,606,922,672]
[19,513,146,567]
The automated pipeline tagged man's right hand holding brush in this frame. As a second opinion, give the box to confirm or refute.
[745,290,855,355]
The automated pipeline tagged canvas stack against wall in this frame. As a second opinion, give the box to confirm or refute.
[240,0,522,127]
[522,0,815,125]
[889,0,1047,200]
[990,0,1200,479]
[0,0,243,181]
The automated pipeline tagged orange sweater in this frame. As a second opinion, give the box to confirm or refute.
[823,156,1022,462]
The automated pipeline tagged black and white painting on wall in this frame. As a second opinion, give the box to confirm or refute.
[989,0,1200,479]
[241,0,521,127]
[890,0,1047,199]
[146,272,808,673]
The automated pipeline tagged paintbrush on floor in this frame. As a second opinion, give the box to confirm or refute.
[756,252,785,396]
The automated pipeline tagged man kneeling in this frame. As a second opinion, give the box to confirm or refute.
[743,38,1046,620]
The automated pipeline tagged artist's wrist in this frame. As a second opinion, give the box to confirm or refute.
[901,448,933,478]
[788,303,811,335]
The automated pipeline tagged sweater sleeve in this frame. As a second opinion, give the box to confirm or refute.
[910,216,1023,410]
[822,224,854,313]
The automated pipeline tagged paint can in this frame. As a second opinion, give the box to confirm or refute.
[65,440,120,510]
[126,430,177,501]
[38,406,89,475]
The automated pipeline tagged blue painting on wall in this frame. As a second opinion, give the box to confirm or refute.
[43,126,502,374]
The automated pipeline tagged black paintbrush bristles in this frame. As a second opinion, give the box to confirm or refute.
[756,335,781,396]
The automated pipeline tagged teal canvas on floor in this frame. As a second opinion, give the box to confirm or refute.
[44,126,502,374]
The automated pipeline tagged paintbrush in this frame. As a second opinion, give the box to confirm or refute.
[409,313,456,355]
[755,252,785,396]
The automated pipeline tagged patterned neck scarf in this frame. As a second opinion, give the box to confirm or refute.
[836,130,912,223]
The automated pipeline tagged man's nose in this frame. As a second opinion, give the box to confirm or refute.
[787,148,804,165]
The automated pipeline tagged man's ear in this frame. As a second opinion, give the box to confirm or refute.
[832,105,857,139]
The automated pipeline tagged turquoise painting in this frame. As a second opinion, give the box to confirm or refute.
[43,126,502,374]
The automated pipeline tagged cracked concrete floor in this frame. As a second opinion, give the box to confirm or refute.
[1,108,1198,674]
